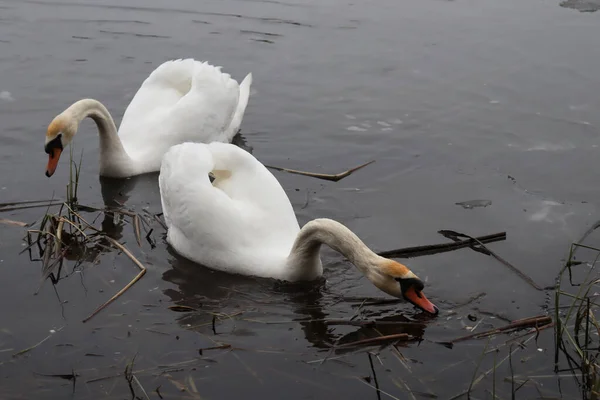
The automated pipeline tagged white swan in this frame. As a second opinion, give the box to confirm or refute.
[44,59,252,178]
[158,142,439,315]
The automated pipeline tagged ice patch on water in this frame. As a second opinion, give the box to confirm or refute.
[0,91,14,102]
[344,114,356,120]
[377,121,391,127]
[346,126,367,132]
[530,200,572,225]
[525,143,574,152]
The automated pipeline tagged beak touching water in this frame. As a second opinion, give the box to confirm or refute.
[45,147,62,177]
[403,285,439,315]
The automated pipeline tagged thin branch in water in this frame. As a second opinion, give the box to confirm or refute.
[447,315,552,344]
[82,237,147,323]
[0,203,62,213]
[264,160,375,182]
[377,232,506,259]
[133,214,142,247]
[0,218,29,227]
[13,325,65,357]
[334,333,411,349]
[368,353,382,400]
[440,230,550,291]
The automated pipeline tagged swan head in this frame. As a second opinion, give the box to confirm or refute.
[371,260,439,315]
[44,115,76,177]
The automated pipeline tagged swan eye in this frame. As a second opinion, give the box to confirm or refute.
[45,133,63,155]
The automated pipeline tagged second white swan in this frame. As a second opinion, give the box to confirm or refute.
[44,58,252,178]
[158,142,438,315]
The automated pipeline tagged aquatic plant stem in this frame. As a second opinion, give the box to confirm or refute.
[82,237,146,323]
[264,160,375,182]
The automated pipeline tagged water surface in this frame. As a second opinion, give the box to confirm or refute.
[1,0,600,398]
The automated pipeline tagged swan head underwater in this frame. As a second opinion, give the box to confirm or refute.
[44,114,76,177]
[364,258,438,315]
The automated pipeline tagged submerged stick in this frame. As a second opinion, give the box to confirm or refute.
[13,325,65,357]
[0,203,61,213]
[441,230,549,291]
[0,199,60,208]
[0,218,29,227]
[265,160,375,182]
[82,237,146,323]
[377,232,506,259]
[334,333,410,349]
[448,315,552,344]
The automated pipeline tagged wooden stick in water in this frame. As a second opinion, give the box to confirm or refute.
[82,237,146,323]
[377,232,506,258]
[334,333,411,349]
[447,315,552,344]
[265,160,375,182]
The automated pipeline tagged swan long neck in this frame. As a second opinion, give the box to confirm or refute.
[286,218,381,280]
[66,99,133,176]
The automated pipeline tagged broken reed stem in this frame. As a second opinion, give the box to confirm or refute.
[133,215,142,247]
[12,326,65,357]
[334,333,411,349]
[82,237,146,323]
[264,160,375,182]
[448,315,552,344]
[444,231,548,291]
[377,232,506,259]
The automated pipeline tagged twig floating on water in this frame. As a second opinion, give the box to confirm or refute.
[0,199,61,208]
[168,305,198,312]
[335,333,411,349]
[0,218,29,227]
[82,237,147,323]
[447,315,552,344]
[198,344,232,355]
[133,215,142,247]
[377,232,506,259]
[13,325,65,357]
[264,160,375,182]
[440,230,550,291]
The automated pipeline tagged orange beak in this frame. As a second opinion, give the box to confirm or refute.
[45,148,62,177]
[403,286,439,315]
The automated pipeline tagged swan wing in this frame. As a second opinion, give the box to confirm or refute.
[118,60,252,168]
[158,142,300,278]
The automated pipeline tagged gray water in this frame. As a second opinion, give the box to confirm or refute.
[1,0,600,398]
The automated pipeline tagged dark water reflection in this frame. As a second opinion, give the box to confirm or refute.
[1,0,599,398]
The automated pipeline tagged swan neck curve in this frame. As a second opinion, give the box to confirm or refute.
[286,218,380,281]
[67,99,133,177]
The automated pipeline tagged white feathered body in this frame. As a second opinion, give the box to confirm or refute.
[159,142,305,280]
[114,59,252,175]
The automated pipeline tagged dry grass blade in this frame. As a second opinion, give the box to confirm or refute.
[133,214,142,247]
[264,160,375,182]
[82,237,147,323]
[0,203,62,213]
[0,218,29,227]
[13,326,65,357]
[448,315,552,344]
[0,199,60,208]
[143,209,167,230]
[335,333,411,349]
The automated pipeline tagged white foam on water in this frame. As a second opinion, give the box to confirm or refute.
[0,91,14,102]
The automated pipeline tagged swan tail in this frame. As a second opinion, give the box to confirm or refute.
[227,72,253,138]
